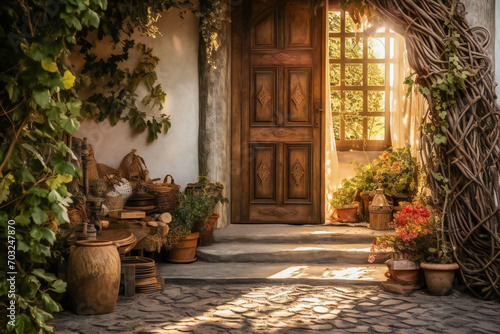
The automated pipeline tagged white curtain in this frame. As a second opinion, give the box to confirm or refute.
[391,34,427,156]
[325,6,340,217]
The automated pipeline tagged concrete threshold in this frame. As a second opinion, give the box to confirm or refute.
[159,262,387,286]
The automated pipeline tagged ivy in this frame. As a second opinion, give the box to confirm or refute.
[1,0,229,332]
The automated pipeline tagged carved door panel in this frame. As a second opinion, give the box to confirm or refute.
[232,0,323,223]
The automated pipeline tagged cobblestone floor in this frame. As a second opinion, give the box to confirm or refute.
[52,283,500,334]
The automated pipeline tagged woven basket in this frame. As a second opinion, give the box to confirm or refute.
[144,174,180,212]
[105,192,124,211]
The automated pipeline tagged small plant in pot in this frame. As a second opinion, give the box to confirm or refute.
[166,189,214,263]
[420,211,458,295]
[330,178,359,223]
[188,175,229,246]
[369,203,431,285]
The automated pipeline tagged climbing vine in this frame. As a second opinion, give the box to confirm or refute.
[0,0,231,333]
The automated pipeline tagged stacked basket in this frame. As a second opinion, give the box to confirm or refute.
[144,175,180,213]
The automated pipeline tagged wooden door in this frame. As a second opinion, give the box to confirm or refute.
[232,0,324,224]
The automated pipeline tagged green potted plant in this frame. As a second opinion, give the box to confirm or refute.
[330,178,359,223]
[420,211,459,295]
[188,175,229,246]
[369,203,431,285]
[166,188,214,263]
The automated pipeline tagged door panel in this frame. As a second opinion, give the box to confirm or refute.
[251,144,277,202]
[232,0,324,224]
[252,10,278,49]
[252,68,278,125]
[285,143,311,202]
[285,68,312,125]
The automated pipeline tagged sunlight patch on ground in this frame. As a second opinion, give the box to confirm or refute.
[268,266,309,278]
[321,267,375,280]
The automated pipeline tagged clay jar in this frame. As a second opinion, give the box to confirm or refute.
[67,240,121,314]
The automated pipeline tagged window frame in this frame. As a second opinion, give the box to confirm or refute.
[328,2,393,151]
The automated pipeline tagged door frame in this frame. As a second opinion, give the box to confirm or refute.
[231,0,326,224]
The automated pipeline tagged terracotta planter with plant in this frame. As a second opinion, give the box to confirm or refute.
[330,178,359,223]
[168,232,200,263]
[193,214,219,246]
[369,203,433,286]
[420,211,459,295]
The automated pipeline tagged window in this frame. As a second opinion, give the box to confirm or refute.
[329,6,393,151]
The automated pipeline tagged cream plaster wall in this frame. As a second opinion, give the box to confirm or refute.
[75,9,200,190]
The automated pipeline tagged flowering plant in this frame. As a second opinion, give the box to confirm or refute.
[330,178,358,208]
[352,145,418,198]
[369,203,431,262]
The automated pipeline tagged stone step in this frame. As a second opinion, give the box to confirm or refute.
[213,224,387,245]
[196,242,387,264]
[159,262,387,285]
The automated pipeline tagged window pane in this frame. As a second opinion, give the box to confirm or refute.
[367,117,385,140]
[329,37,341,59]
[332,116,341,140]
[344,91,363,114]
[344,115,363,140]
[368,64,385,86]
[331,91,341,113]
[330,64,340,86]
[368,91,385,112]
[345,37,363,59]
[329,12,341,33]
[368,37,385,59]
[345,65,363,86]
[345,13,361,32]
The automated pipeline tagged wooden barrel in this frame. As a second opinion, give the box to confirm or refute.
[67,240,121,314]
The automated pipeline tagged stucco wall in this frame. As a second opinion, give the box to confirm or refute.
[75,10,200,190]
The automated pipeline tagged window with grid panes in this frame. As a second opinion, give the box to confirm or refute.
[329,5,393,151]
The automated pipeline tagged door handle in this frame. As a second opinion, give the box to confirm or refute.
[315,108,324,128]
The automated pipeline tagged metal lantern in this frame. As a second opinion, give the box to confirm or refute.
[369,189,393,230]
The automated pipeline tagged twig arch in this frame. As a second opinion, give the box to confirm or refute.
[356,0,500,299]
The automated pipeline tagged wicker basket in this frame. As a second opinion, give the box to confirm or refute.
[105,191,124,211]
[144,174,180,212]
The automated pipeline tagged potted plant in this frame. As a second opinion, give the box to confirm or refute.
[188,175,229,246]
[330,178,359,223]
[420,211,459,295]
[166,189,214,263]
[369,203,432,285]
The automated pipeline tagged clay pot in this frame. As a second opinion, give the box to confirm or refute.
[192,214,219,246]
[168,232,199,263]
[335,205,358,223]
[67,240,121,314]
[385,259,421,285]
[421,262,459,295]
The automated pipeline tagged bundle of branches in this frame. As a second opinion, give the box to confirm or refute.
[345,0,500,299]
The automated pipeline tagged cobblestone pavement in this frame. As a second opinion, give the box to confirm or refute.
[52,283,500,334]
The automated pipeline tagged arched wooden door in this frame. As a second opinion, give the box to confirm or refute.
[231,0,325,224]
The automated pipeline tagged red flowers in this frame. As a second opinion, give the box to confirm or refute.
[369,203,432,262]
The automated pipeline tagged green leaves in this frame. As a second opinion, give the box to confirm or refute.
[434,134,447,145]
[31,206,47,225]
[33,90,51,108]
[431,171,449,184]
[41,61,58,73]
[0,173,15,204]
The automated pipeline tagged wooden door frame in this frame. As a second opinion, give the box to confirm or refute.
[231,0,326,224]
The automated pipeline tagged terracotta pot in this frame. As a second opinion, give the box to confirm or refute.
[192,215,219,246]
[385,259,421,285]
[335,205,358,223]
[168,232,199,263]
[67,240,121,314]
[421,262,459,295]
